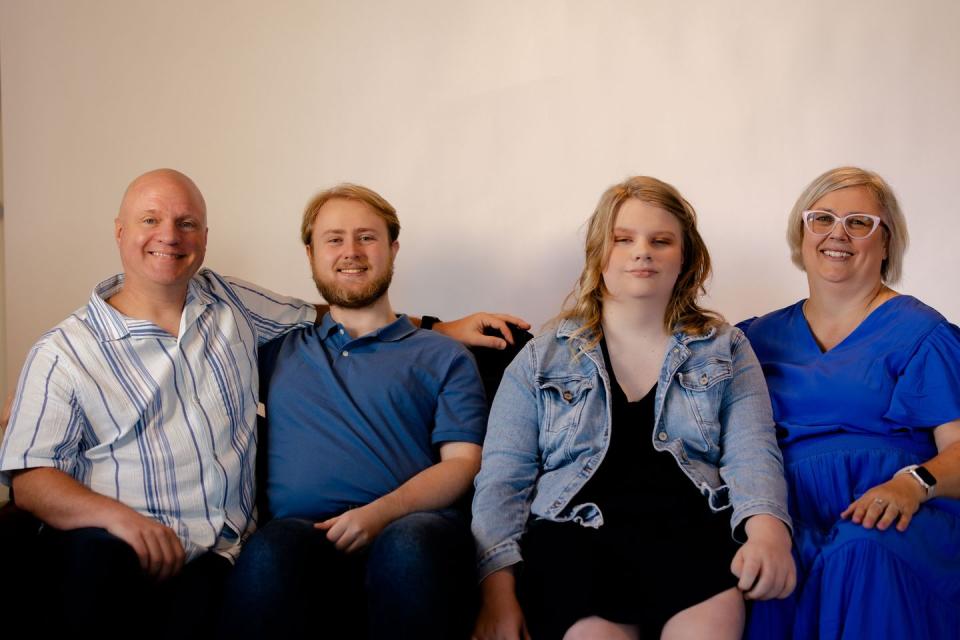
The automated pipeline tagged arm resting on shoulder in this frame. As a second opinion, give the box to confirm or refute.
[316,442,481,553]
[12,467,185,580]
[433,313,531,350]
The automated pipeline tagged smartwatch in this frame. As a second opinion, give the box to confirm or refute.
[419,315,441,331]
[896,464,937,498]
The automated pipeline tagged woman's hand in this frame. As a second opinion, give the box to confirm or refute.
[840,473,925,532]
[472,569,531,640]
[731,514,796,600]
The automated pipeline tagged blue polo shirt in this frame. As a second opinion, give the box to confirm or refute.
[259,313,487,520]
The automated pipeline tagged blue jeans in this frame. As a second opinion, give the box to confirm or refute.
[220,510,476,639]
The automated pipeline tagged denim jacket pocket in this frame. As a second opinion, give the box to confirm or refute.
[675,357,732,453]
[537,375,593,468]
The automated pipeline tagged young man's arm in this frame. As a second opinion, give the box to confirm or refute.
[315,441,481,553]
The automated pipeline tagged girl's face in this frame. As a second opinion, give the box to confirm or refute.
[602,198,683,306]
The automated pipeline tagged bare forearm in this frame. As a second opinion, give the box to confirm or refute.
[12,467,137,531]
[375,453,480,522]
[925,440,960,499]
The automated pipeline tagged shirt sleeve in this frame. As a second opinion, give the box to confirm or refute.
[223,276,317,346]
[886,321,960,428]
[0,342,86,485]
[430,346,488,446]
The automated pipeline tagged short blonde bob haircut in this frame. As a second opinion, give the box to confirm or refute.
[300,183,400,246]
[559,176,722,349]
[787,167,908,284]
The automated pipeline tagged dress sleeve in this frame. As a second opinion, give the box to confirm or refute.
[885,321,960,428]
[224,276,317,346]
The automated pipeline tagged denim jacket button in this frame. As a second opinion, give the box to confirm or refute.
[657,431,668,441]
[562,390,574,402]
[700,373,708,385]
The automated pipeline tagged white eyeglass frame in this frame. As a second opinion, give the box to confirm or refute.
[802,210,885,239]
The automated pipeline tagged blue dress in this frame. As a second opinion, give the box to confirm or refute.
[740,296,960,640]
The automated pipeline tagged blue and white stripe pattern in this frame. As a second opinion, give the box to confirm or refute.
[0,268,315,561]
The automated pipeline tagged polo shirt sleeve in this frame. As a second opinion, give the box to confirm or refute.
[0,341,85,485]
[223,276,317,346]
[431,347,488,446]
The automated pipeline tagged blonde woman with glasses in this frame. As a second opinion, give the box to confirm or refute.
[471,176,795,640]
[741,167,960,639]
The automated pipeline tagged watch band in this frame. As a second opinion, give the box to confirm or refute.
[896,464,937,498]
[419,315,441,331]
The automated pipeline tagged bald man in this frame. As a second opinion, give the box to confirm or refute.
[0,169,524,636]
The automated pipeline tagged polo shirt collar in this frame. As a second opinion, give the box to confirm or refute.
[318,312,417,343]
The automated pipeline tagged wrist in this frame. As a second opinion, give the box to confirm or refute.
[744,513,788,538]
[895,464,937,500]
[420,315,441,330]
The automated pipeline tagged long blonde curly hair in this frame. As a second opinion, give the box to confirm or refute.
[558,176,722,351]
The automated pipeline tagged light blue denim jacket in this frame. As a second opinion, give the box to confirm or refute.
[471,318,791,579]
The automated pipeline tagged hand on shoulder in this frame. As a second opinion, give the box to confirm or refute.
[434,313,530,350]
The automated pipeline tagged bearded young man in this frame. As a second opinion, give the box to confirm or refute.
[0,172,524,638]
[219,184,487,639]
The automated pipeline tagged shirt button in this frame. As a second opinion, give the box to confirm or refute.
[673,347,679,353]
[657,432,668,442]
[342,350,349,357]
[562,390,573,402]
[339,328,344,335]
[700,373,708,385]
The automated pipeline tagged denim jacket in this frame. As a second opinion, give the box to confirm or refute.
[471,318,791,579]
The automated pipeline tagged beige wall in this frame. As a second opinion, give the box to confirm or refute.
[2,0,960,392]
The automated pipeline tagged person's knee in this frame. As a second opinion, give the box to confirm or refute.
[51,527,141,578]
[661,587,744,640]
[563,616,639,640]
[233,517,320,584]
[371,511,468,571]
[242,518,316,559]
[367,511,472,607]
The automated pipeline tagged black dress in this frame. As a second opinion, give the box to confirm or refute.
[518,339,741,639]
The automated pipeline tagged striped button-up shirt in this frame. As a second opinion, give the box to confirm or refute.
[0,268,315,561]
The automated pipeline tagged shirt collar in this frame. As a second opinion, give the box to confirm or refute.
[86,273,212,343]
[318,312,417,343]
[555,316,717,346]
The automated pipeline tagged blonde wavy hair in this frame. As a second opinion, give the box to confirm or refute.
[786,166,908,284]
[558,176,722,350]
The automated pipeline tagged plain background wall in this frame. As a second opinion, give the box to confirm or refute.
[2,0,959,394]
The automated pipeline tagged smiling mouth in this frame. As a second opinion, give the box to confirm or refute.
[148,250,186,259]
[821,249,853,259]
[337,265,369,276]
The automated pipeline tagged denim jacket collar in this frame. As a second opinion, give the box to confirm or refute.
[555,317,717,349]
